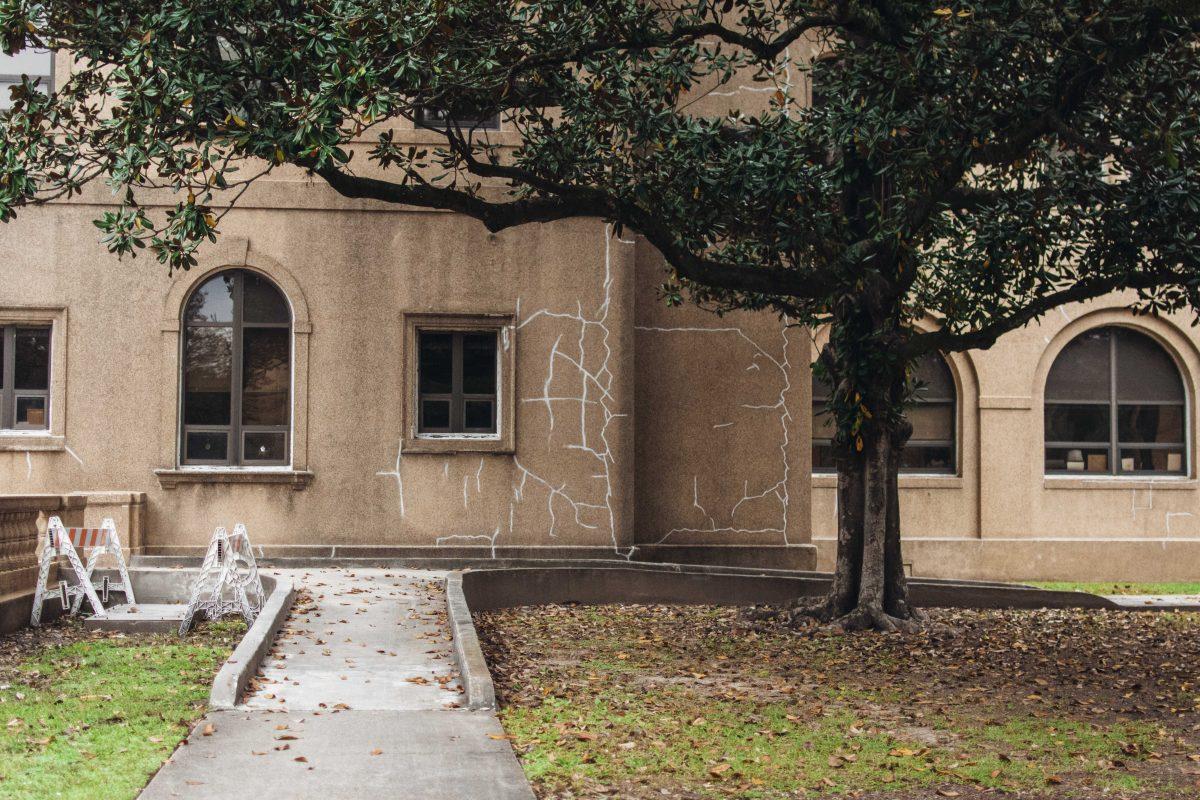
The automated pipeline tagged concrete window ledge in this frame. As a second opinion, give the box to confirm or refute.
[0,434,66,452]
[1044,477,1197,491]
[154,469,314,491]
[812,473,963,490]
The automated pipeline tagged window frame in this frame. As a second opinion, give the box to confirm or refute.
[812,353,959,475]
[416,330,499,435]
[1044,326,1188,477]
[179,269,292,468]
[402,312,515,455]
[0,324,52,431]
[0,47,54,112]
[414,106,501,132]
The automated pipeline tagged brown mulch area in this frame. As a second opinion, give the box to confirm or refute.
[476,605,1200,799]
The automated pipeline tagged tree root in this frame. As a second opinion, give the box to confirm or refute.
[743,597,935,635]
[825,603,924,633]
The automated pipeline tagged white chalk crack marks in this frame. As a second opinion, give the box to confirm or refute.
[378,225,635,558]
[635,323,794,545]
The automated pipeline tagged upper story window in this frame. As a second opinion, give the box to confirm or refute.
[0,325,50,430]
[418,330,498,434]
[813,353,957,474]
[1045,326,1186,476]
[181,270,291,466]
[415,107,500,131]
[0,48,52,110]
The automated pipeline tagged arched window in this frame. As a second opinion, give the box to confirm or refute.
[181,270,291,466]
[813,353,957,473]
[1045,326,1186,475]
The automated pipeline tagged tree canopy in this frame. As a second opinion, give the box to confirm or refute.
[4,0,1200,627]
[2,1,1196,347]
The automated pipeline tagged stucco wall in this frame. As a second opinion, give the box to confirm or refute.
[0,183,814,564]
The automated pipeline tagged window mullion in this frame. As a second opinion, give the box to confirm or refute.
[451,332,464,432]
[231,274,244,466]
[1109,333,1119,474]
[1,326,12,428]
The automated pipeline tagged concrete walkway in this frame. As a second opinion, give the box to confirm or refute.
[1104,593,1200,610]
[140,569,534,800]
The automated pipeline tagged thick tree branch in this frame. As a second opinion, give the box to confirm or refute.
[906,267,1188,357]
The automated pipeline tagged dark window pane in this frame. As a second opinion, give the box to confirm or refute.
[0,333,4,389]
[15,396,46,428]
[1118,404,1184,444]
[243,273,290,324]
[244,431,286,462]
[462,333,497,394]
[1044,404,1110,443]
[1045,329,1110,402]
[1115,330,1183,402]
[464,400,495,431]
[185,431,229,462]
[184,327,233,425]
[900,445,954,472]
[1045,446,1110,473]
[912,354,954,400]
[1119,448,1185,474]
[909,403,953,442]
[14,327,49,389]
[419,333,453,394]
[242,328,289,425]
[184,274,235,323]
[813,443,836,471]
[417,107,500,130]
[421,399,450,430]
[812,371,833,403]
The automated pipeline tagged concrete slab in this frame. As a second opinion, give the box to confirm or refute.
[84,603,185,633]
[138,568,533,800]
[138,709,534,800]
[1105,594,1200,610]
[242,569,461,712]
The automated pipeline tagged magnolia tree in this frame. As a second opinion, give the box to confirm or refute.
[3,0,1200,630]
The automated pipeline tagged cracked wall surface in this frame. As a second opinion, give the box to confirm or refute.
[631,241,812,550]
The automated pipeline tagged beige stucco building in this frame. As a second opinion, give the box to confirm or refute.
[2,52,1199,588]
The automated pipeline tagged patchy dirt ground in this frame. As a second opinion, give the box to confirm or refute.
[475,605,1200,799]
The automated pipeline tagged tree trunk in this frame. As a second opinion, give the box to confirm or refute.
[791,417,921,632]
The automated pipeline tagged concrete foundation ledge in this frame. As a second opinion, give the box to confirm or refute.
[134,543,814,571]
[209,574,297,710]
[814,536,1200,582]
[445,573,497,711]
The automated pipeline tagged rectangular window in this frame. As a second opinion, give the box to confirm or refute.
[0,48,53,111]
[417,330,498,434]
[415,107,500,131]
[0,325,51,430]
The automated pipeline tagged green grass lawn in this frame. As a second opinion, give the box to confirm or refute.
[0,619,243,800]
[1031,581,1200,595]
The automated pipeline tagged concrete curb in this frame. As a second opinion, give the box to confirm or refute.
[445,572,496,711]
[209,576,297,711]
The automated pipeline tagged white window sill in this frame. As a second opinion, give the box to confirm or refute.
[401,434,512,455]
[154,468,314,491]
[1044,476,1196,490]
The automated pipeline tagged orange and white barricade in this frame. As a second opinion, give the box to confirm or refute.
[30,516,136,625]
